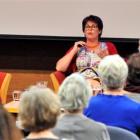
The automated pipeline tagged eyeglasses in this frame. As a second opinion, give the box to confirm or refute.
[85,25,98,30]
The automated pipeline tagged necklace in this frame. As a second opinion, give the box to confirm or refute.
[87,43,100,49]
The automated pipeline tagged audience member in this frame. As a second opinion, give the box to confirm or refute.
[124,53,140,102]
[53,73,110,140]
[84,55,140,134]
[0,105,23,140]
[18,85,61,140]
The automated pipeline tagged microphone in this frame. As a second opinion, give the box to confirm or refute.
[78,44,83,48]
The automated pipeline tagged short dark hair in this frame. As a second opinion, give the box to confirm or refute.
[82,15,103,38]
[127,53,140,85]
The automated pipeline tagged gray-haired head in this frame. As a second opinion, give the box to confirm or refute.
[18,85,60,132]
[58,73,92,112]
[98,55,128,90]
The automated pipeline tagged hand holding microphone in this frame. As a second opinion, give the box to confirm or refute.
[73,41,86,53]
[77,44,83,48]
[75,41,86,47]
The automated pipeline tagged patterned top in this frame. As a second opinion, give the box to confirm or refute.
[76,42,108,71]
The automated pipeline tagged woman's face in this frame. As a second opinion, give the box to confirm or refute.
[84,21,100,41]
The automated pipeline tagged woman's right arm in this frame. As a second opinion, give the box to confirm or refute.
[56,41,86,72]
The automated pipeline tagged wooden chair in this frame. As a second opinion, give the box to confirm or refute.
[0,72,12,104]
[50,71,65,93]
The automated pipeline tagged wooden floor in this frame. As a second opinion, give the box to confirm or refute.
[2,70,54,103]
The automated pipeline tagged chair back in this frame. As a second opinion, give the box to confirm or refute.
[50,71,65,93]
[107,126,139,140]
[0,72,12,104]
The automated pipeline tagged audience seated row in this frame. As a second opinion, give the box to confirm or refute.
[17,74,110,140]
[1,54,140,140]
[17,69,140,140]
[1,52,139,140]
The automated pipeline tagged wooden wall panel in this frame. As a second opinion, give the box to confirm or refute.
[1,70,54,103]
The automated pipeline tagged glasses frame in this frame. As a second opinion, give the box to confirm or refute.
[85,25,98,30]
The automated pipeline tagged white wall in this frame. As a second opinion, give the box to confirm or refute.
[0,0,140,38]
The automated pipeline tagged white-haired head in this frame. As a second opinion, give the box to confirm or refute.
[98,55,128,90]
[58,73,92,112]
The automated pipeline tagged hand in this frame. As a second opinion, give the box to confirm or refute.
[74,41,86,48]
[73,41,86,52]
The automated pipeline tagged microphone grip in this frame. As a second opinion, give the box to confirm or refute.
[78,44,83,48]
